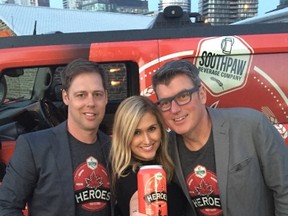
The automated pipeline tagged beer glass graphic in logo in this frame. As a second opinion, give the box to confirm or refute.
[195,36,253,95]
[221,37,234,54]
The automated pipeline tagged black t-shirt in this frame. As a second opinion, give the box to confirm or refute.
[115,160,187,216]
[177,132,223,216]
[69,133,111,216]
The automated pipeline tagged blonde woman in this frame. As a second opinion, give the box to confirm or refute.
[110,95,187,216]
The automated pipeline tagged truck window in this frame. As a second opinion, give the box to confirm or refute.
[2,68,36,103]
[0,61,139,136]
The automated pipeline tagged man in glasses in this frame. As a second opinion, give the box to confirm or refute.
[152,59,288,216]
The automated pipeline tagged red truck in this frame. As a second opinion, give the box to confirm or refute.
[0,7,287,213]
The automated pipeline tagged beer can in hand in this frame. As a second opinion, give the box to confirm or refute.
[137,165,168,216]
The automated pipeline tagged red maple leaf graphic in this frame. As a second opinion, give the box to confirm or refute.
[195,179,213,196]
[85,171,103,189]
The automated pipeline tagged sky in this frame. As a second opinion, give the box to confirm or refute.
[50,0,280,16]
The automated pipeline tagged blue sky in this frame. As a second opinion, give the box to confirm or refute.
[50,0,280,16]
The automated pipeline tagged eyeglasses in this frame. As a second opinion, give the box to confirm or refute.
[156,86,200,112]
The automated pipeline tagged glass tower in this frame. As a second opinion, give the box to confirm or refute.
[198,0,258,25]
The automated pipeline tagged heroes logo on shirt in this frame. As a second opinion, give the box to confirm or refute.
[74,156,111,212]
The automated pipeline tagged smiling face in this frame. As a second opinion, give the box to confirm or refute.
[155,74,207,136]
[62,72,107,140]
[130,111,161,161]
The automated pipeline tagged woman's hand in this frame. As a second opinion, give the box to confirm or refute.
[129,191,147,216]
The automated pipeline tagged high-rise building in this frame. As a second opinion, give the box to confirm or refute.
[0,0,148,13]
[1,0,49,6]
[75,0,148,14]
[158,0,191,12]
[63,0,78,9]
[277,0,288,9]
[198,0,258,25]
[38,0,49,7]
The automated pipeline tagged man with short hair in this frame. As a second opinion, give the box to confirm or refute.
[0,58,113,216]
[152,59,288,216]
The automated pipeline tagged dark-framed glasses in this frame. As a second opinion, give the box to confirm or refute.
[156,85,200,112]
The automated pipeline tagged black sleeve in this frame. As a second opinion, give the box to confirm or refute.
[167,181,188,216]
[115,170,137,216]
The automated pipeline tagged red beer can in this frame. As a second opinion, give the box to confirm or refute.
[137,165,168,216]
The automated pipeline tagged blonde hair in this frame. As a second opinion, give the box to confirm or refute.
[110,96,174,191]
